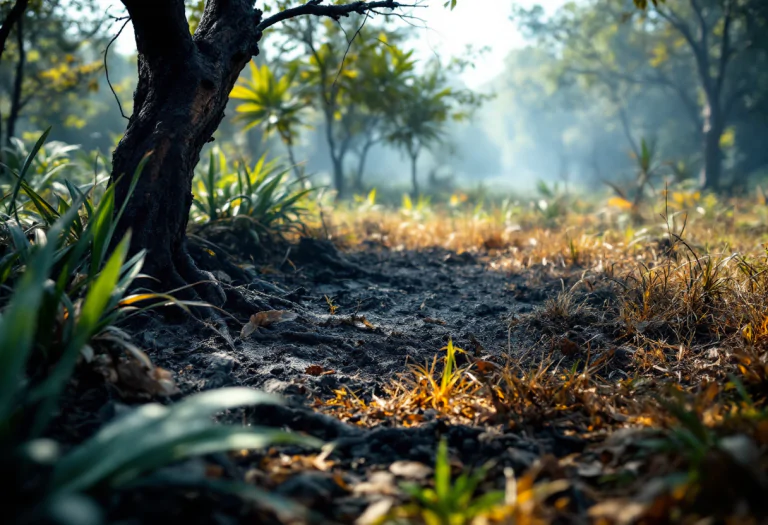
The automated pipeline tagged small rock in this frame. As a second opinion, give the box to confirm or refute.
[276,472,341,508]
[138,331,158,350]
[422,409,439,421]
[356,498,396,525]
[353,471,397,496]
[212,270,232,284]
[389,461,432,481]
[719,435,760,465]
[204,372,235,390]
[206,354,236,376]
[474,303,494,316]
[444,252,476,265]
[261,378,306,397]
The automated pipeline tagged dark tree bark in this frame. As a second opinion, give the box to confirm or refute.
[110,0,262,305]
[656,0,738,191]
[353,138,374,191]
[700,105,724,191]
[110,0,405,305]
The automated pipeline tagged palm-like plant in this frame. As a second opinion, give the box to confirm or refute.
[191,147,312,245]
[230,62,306,177]
[386,68,453,199]
[345,41,416,190]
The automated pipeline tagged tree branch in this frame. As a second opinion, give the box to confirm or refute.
[0,0,28,62]
[256,0,419,33]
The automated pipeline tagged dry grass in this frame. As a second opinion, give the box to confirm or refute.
[312,191,768,523]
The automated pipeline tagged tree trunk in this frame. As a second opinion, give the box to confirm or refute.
[285,141,302,179]
[353,139,374,192]
[110,0,262,304]
[6,15,24,145]
[410,150,419,199]
[330,153,346,200]
[699,116,724,191]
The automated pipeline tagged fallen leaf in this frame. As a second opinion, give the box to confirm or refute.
[474,359,498,375]
[423,317,446,325]
[241,310,298,338]
[305,365,334,376]
[559,338,580,356]
[482,233,506,250]
[205,464,224,479]
[389,460,432,480]
[114,358,179,397]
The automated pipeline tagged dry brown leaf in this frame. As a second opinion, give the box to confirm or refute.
[305,365,334,376]
[114,358,179,397]
[240,310,298,338]
[473,359,498,375]
[482,233,506,250]
[423,317,446,325]
[559,338,580,356]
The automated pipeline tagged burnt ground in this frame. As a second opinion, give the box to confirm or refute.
[55,237,626,524]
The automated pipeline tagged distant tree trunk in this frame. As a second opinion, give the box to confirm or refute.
[6,15,24,145]
[409,145,420,198]
[656,0,737,191]
[699,102,724,191]
[323,117,348,199]
[110,0,262,303]
[285,141,302,179]
[353,138,374,192]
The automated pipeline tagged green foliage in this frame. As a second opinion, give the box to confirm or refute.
[393,439,505,525]
[0,1,107,136]
[231,61,305,147]
[533,180,569,225]
[0,130,157,436]
[0,130,321,522]
[50,388,321,493]
[191,147,312,243]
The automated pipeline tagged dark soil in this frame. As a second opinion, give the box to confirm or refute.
[54,237,621,524]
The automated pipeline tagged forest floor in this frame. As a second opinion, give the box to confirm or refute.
[56,215,768,524]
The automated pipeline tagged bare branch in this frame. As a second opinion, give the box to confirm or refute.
[105,18,131,121]
[0,0,29,62]
[257,0,421,33]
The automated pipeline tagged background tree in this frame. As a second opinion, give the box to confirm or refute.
[386,60,483,198]
[230,61,306,178]
[514,0,768,191]
[0,0,107,148]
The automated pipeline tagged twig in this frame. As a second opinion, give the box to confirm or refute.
[256,0,421,33]
[104,17,131,120]
[332,11,370,90]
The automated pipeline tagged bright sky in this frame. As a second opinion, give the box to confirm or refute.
[409,0,568,88]
[101,0,569,89]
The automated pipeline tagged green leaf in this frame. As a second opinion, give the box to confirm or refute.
[6,127,52,221]
[52,388,320,493]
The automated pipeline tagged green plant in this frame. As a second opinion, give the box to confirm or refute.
[191,147,312,244]
[230,61,306,176]
[533,180,568,225]
[391,439,504,525]
[0,133,322,524]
